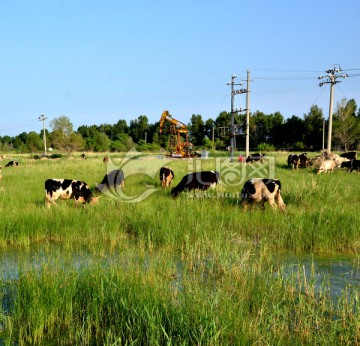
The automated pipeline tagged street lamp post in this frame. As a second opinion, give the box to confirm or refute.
[39,114,47,156]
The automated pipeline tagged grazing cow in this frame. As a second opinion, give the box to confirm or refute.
[171,171,220,198]
[45,179,99,207]
[334,156,350,168]
[288,153,308,169]
[241,178,286,212]
[299,153,309,168]
[287,154,300,169]
[81,153,86,159]
[349,160,360,173]
[340,152,357,161]
[5,161,18,167]
[317,160,336,174]
[246,153,265,163]
[103,157,109,164]
[160,166,174,188]
[340,160,353,170]
[96,169,125,192]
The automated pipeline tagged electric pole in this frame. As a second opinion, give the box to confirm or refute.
[245,70,250,158]
[39,114,48,156]
[227,75,247,161]
[318,65,348,153]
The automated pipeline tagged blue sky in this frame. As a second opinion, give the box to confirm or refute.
[0,0,359,136]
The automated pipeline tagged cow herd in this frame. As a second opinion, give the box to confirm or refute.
[1,151,358,211]
[286,151,359,174]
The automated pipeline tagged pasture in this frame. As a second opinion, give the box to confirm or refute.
[0,151,359,344]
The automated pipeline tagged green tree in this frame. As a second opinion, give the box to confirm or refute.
[303,105,324,150]
[204,118,215,141]
[188,114,205,146]
[26,131,43,152]
[281,115,306,149]
[250,111,270,148]
[129,115,149,143]
[214,111,232,147]
[110,133,134,152]
[92,131,110,152]
[333,98,360,151]
[49,115,82,152]
[109,119,129,140]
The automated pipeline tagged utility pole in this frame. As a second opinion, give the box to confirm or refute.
[39,114,47,156]
[227,75,246,161]
[212,125,215,150]
[318,65,348,153]
[245,70,251,158]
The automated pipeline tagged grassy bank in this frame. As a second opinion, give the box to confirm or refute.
[0,152,359,344]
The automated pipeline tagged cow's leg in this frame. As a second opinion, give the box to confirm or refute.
[260,200,266,210]
[242,200,249,211]
[267,198,276,210]
[45,193,55,208]
[275,192,286,212]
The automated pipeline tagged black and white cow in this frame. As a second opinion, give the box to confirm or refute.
[299,153,309,168]
[340,152,357,161]
[340,160,352,170]
[5,161,19,167]
[246,153,265,163]
[287,153,308,169]
[45,179,99,207]
[160,166,174,188]
[349,160,360,173]
[241,178,286,211]
[171,171,220,198]
[96,169,125,192]
[287,154,300,169]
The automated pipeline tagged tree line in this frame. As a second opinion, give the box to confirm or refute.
[1,98,359,154]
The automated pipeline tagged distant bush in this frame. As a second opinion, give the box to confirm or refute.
[136,140,161,152]
[50,153,63,159]
[34,153,63,159]
[257,143,275,151]
[293,141,305,150]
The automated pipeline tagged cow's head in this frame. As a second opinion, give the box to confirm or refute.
[90,196,100,204]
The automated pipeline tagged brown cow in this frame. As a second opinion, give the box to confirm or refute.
[317,160,336,174]
[160,166,174,188]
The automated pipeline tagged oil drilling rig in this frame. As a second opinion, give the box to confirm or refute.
[159,110,196,158]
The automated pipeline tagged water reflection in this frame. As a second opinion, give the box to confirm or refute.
[282,254,360,297]
[1,244,360,299]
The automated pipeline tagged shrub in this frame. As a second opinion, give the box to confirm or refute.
[257,143,275,151]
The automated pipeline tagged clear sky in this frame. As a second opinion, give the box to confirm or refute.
[0,0,359,137]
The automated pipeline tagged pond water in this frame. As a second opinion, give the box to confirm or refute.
[1,244,360,299]
[281,253,360,297]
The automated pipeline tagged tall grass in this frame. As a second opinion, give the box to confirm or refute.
[1,249,360,344]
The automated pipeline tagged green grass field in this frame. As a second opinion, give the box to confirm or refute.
[0,152,359,344]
